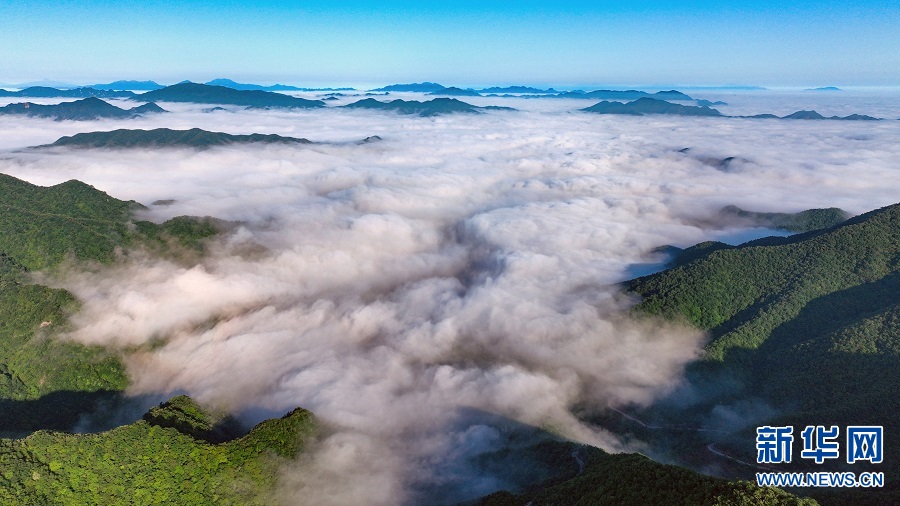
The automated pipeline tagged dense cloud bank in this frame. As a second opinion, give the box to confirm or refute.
[1,92,898,503]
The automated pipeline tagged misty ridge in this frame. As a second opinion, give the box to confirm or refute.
[0,85,898,505]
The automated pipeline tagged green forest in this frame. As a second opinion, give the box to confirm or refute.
[626,203,899,505]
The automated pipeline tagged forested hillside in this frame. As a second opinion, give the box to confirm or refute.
[626,203,900,505]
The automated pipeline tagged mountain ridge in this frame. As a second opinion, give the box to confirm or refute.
[137,83,324,108]
[0,97,166,120]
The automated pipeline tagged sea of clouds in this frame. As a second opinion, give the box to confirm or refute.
[1,91,898,503]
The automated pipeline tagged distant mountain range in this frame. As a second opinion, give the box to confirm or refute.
[747,110,879,120]
[136,83,324,108]
[368,84,700,101]
[91,80,164,91]
[583,98,721,116]
[0,86,135,99]
[41,128,313,149]
[478,86,559,94]
[426,86,481,97]
[805,86,841,91]
[558,89,695,101]
[371,82,447,93]
[204,78,304,91]
[0,97,165,120]
[583,97,882,120]
[342,97,513,116]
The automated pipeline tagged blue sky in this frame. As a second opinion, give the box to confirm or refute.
[1,0,898,87]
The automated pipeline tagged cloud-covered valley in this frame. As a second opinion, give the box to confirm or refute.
[1,92,898,504]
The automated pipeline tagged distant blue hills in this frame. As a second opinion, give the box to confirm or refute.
[582,97,880,120]
[92,80,165,91]
[426,87,481,97]
[0,87,136,98]
[372,82,447,93]
[203,78,354,92]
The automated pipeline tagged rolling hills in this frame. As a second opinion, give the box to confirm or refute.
[0,98,165,120]
[43,128,313,149]
[583,97,722,116]
[582,97,882,120]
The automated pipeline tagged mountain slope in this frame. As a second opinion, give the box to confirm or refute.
[138,83,324,108]
[477,441,815,505]
[0,174,222,432]
[718,205,850,233]
[0,396,318,505]
[624,203,900,503]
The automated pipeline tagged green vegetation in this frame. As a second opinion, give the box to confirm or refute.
[343,97,513,116]
[0,396,318,505]
[0,174,224,433]
[0,97,165,120]
[625,203,900,503]
[719,205,849,233]
[0,174,322,502]
[0,174,219,271]
[138,83,324,109]
[45,128,313,149]
[478,442,816,505]
[626,202,898,384]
